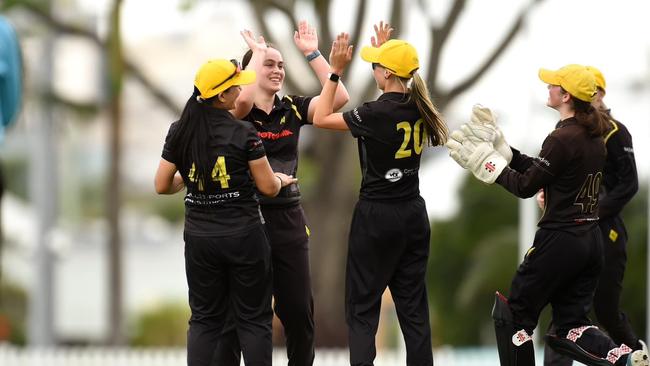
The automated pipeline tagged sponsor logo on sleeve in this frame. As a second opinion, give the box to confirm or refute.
[352,108,363,124]
[536,156,550,167]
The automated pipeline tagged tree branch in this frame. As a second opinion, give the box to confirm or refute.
[443,1,542,107]
[9,0,182,116]
[427,0,466,88]
[10,0,102,45]
[249,1,305,95]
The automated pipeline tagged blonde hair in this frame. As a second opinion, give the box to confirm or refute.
[406,73,448,146]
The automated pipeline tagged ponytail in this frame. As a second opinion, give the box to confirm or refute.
[408,73,448,146]
[167,87,217,188]
[572,97,608,137]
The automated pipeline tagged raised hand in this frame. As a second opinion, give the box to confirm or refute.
[329,32,354,75]
[294,20,319,55]
[371,21,394,47]
[240,29,267,54]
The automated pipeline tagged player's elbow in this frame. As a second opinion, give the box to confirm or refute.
[257,182,280,197]
[155,182,170,195]
[333,93,350,111]
[515,185,540,199]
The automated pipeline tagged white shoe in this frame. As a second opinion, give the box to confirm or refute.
[627,344,649,366]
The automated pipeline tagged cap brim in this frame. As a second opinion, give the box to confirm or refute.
[360,46,380,63]
[538,68,559,85]
[231,70,256,87]
[210,70,256,97]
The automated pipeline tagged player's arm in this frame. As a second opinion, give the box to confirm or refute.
[598,127,639,218]
[496,136,565,198]
[313,33,353,130]
[231,30,267,119]
[154,159,185,194]
[508,147,538,173]
[248,156,297,197]
[293,20,350,122]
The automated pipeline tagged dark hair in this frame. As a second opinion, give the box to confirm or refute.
[568,93,608,137]
[166,87,218,189]
[405,73,448,146]
[241,43,276,69]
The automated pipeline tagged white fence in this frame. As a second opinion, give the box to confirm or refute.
[0,345,560,366]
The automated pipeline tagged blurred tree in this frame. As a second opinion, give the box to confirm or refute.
[0,281,28,345]
[427,175,519,345]
[105,0,126,346]
[1,0,134,346]
[617,187,648,337]
[129,301,189,347]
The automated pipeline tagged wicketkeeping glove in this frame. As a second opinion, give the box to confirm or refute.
[446,130,472,169]
[446,127,507,184]
[466,143,507,184]
[470,104,513,163]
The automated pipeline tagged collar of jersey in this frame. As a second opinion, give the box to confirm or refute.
[252,95,291,114]
[378,91,410,102]
[555,116,578,129]
[204,106,236,120]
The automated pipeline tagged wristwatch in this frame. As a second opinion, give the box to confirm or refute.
[328,73,340,82]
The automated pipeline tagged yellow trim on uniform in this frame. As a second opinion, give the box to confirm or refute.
[525,246,536,258]
[603,119,619,144]
[285,96,303,121]
[609,229,618,242]
[305,225,310,237]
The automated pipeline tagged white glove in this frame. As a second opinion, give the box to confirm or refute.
[470,104,513,163]
[446,130,473,168]
[446,125,496,169]
[446,127,507,184]
[466,143,507,184]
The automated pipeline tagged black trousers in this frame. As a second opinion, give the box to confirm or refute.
[215,204,315,366]
[185,225,273,366]
[543,216,640,365]
[509,226,626,364]
[346,197,433,366]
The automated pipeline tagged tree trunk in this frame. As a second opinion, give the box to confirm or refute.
[106,0,125,346]
[303,132,359,345]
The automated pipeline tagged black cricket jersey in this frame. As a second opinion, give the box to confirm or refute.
[342,92,424,201]
[496,117,606,232]
[244,94,313,206]
[599,112,638,219]
[162,107,266,237]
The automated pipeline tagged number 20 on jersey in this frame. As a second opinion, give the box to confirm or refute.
[395,119,425,159]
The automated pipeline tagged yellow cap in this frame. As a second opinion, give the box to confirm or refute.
[194,59,256,99]
[586,65,606,90]
[360,39,419,78]
[538,64,596,102]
